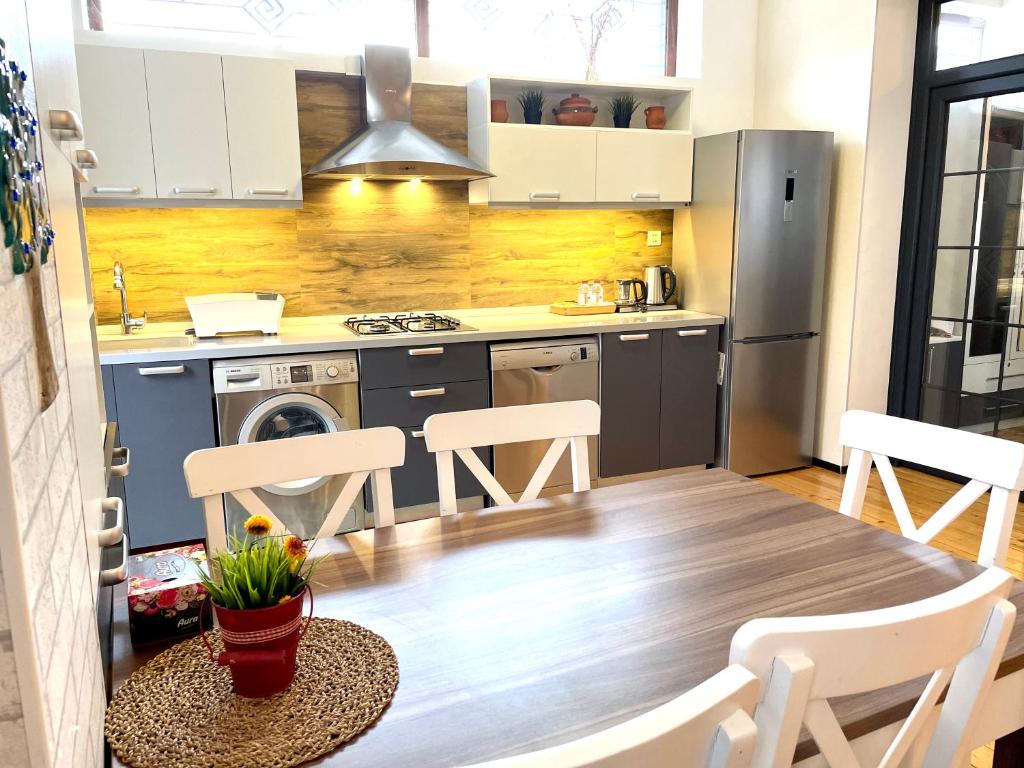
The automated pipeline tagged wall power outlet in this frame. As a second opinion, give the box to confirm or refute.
[646,230,662,246]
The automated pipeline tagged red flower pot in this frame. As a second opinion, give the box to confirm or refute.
[202,588,312,698]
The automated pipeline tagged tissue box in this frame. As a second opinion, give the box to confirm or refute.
[127,543,209,645]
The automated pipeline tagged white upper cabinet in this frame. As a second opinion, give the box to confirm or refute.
[76,46,301,206]
[595,129,693,204]
[222,56,302,202]
[468,76,694,207]
[75,45,157,199]
[145,50,232,201]
[485,125,597,203]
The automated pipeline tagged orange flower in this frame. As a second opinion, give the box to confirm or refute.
[278,595,292,605]
[284,535,307,560]
[243,515,273,537]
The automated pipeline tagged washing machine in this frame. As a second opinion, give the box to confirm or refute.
[212,351,363,541]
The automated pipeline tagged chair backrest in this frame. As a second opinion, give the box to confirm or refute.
[729,568,1016,768]
[463,664,760,768]
[838,410,1024,567]
[423,400,601,515]
[183,427,406,556]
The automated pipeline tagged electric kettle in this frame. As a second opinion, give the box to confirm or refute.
[644,265,677,307]
[614,278,647,311]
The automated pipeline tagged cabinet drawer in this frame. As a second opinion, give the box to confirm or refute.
[361,379,490,428]
[599,331,663,477]
[660,326,719,469]
[368,427,489,512]
[112,359,216,549]
[359,342,488,389]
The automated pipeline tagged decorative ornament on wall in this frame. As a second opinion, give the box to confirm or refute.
[0,37,59,411]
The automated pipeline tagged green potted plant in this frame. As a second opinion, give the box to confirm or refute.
[518,88,545,124]
[609,94,642,129]
[197,514,321,698]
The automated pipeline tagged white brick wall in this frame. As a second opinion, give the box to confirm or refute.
[0,256,106,766]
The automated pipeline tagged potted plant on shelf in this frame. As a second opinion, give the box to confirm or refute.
[609,94,642,128]
[518,88,545,124]
[197,514,320,698]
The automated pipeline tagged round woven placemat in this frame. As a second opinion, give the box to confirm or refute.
[105,617,399,768]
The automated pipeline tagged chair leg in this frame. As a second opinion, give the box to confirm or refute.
[838,448,872,521]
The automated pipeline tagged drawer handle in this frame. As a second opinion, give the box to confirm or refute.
[75,149,99,169]
[97,497,125,547]
[677,329,708,337]
[110,446,130,478]
[172,186,217,195]
[631,192,661,201]
[411,430,425,438]
[529,191,561,201]
[409,347,445,356]
[225,373,261,383]
[100,536,128,586]
[410,387,446,398]
[139,365,185,376]
[620,333,650,341]
[92,186,140,195]
[247,187,288,196]
[49,108,84,140]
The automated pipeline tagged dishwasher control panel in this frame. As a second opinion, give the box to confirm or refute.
[490,338,599,370]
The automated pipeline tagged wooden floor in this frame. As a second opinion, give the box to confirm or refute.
[757,465,1024,768]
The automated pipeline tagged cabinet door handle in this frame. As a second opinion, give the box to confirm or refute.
[97,497,125,547]
[172,186,217,195]
[75,149,99,169]
[247,187,288,196]
[631,192,661,201]
[529,192,561,201]
[409,347,445,356]
[49,109,84,140]
[92,186,140,195]
[620,333,650,341]
[410,387,446,398]
[677,329,708,337]
[138,365,185,376]
[110,446,131,478]
[411,430,425,438]
[100,536,128,586]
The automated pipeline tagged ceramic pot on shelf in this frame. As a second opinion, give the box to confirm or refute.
[552,93,599,127]
[644,105,666,129]
[491,99,509,123]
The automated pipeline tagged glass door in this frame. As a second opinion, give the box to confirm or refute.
[922,87,1024,440]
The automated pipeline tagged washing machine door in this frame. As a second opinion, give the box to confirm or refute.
[237,392,347,495]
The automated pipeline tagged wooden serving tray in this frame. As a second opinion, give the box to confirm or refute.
[549,301,618,316]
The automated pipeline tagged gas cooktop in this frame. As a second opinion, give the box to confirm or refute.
[344,312,473,335]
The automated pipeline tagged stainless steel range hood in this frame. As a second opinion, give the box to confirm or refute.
[305,45,493,181]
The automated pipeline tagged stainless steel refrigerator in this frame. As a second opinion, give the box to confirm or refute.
[677,130,834,476]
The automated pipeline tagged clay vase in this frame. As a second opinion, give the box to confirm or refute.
[644,105,666,130]
[491,99,509,123]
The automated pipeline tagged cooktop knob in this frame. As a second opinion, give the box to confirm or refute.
[325,365,340,378]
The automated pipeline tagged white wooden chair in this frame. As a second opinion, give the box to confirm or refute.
[838,409,1024,567]
[463,664,761,768]
[423,400,601,516]
[183,427,406,556]
[729,567,1016,768]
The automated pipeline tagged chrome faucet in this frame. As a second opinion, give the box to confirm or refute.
[112,261,147,334]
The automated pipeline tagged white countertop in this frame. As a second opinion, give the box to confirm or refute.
[97,306,724,364]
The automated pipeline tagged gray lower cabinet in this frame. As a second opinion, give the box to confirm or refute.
[109,359,216,549]
[600,326,720,478]
[360,342,491,514]
[600,330,663,477]
[660,326,720,468]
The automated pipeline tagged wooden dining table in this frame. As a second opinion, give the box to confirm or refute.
[111,469,1024,766]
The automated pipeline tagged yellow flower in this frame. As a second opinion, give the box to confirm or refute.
[243,515,273,537]
[278,595,292,605]
[284,535,307,560]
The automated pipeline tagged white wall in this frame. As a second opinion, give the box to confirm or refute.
[691,0,758,135]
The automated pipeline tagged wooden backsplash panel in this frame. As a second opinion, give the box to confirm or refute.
[85,73,672,324]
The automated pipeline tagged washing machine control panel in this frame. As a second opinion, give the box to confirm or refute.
[270,356,358,388]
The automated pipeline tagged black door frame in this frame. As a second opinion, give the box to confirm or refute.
[889,0,1024,420]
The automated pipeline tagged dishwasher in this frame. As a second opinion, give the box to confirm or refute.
[490,337,600,498]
